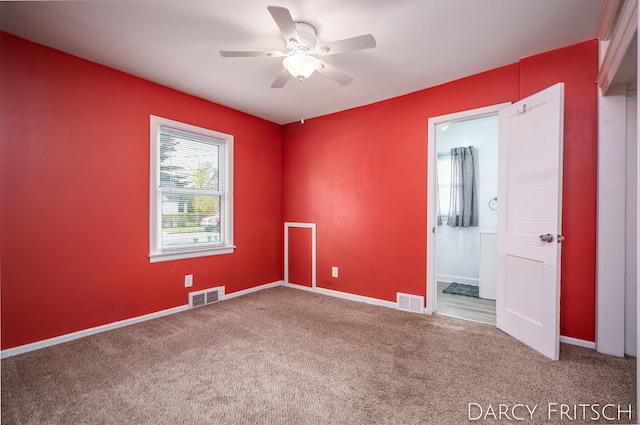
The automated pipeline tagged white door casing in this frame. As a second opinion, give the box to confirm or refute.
[426,103,510,314]
[284,222,316,288]
[496,83,565,361]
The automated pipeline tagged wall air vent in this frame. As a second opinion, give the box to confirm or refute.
[191,293,206,308]
[206,290,219,304]
[397,293,424,314]
[189,287,224,308]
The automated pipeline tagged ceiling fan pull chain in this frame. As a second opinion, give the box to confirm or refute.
[300,78,305,124]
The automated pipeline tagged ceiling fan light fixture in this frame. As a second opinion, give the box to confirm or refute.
[283,53,319,80]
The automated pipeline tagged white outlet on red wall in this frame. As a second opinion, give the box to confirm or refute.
[185,274,193,287]
[331,267,338,278]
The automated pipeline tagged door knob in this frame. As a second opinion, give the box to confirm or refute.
[539,233,554,243]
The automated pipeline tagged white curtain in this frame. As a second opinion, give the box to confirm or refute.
[447,146,478,227]
[436,157,443,226]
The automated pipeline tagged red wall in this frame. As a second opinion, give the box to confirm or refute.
[0,32,283,349]
[287,227,313,287]
[282,41,598,341]
[519,42,599,341]
[1,32,599,349]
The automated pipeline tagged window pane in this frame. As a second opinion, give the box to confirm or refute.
[437,155,451,217]
[161,194,222,247]
[160,130,222,191]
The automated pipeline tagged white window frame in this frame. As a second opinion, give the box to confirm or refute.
[436,153,452,222]
[149,115,234,263]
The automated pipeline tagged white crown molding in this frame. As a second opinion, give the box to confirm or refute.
[597,0,638,94]
[597,0,623,41]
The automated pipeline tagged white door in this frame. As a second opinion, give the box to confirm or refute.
[496,83,564,360]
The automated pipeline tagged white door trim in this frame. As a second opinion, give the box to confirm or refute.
[284,222,317,288]
[636,10,640,411]
[426,103,510,314]
[596,84,628,357]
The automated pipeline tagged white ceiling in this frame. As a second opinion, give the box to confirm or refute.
[0,0,604,124]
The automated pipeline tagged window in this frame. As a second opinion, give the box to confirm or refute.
[436,153,451,223]
[149,116,234,262]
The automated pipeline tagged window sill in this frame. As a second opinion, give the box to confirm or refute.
[149,245,236,263]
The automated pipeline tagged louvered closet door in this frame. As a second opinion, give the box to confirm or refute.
[496,83,564,361]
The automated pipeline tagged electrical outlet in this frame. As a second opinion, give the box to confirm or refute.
[185,274,193,288]
[331,267,339,278]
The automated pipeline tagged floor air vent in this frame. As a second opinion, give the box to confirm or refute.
[189,287,223,308]
[397,293,424,314]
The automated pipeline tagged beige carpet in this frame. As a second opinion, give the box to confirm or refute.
[1,286,636,424]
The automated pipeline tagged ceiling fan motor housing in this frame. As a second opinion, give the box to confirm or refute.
[288,22,317,53]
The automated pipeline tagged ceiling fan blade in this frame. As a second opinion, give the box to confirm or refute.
[271,68,291,88]
[316,61,354,86]
[267,6,300,44]
[317,34,376,55]
[220,50,284,58]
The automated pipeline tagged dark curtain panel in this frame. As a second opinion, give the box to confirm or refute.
[447,146,478,227]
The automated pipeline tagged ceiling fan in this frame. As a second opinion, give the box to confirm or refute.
[220,6,376,88]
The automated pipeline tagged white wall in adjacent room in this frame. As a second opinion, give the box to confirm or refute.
[436,115,498,286]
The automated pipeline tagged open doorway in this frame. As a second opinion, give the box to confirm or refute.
[426,103,510,324]
[428,86,564,359]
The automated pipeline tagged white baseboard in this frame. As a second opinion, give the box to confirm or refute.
[437,274,479,286]
[559,335,596,350]
[316,286,397,309]
[1,304,190,359]
[1,280,284,359]
[222,281,284,300]
[283,282,397,309]
[282,281,316,292]
[1,279,599,359]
